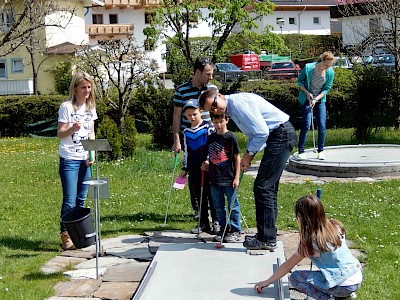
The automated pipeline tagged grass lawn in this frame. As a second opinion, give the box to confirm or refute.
[0,128,399,299]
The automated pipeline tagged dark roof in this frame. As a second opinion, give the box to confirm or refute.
[44,42,84,54]
[271,0,336,6]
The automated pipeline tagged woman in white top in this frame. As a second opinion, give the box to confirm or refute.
[57,72,97,250]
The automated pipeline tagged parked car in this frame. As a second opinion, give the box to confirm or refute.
[266,61,300,80]
[372,54,396,72]
[333,57,353,69]
[214,63,246,82]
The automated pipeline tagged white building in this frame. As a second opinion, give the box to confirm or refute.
[84,0,337,73]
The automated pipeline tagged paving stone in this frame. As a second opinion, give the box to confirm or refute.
[74,256,130,269]
[63,267,108,279]
[93,281,139,300]
[46,297,102,300]
[102,262,149,282]
[106,244,154,261]
[246,249,272,255]
[54,278,101,297]
[41,256,87,275]
[60,250,96,259]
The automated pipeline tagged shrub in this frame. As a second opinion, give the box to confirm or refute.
[96,115,123,160]
[121,113,138,159]
[0,95,65,137]
[50,61,73,95]
[131,83,174,150]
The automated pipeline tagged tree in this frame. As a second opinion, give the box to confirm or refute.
[75,37,159,134]
[0,0,74,56]
[335,0,400,123]
[150,0,275,67]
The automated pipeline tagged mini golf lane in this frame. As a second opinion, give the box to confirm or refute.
[133,241,290,300]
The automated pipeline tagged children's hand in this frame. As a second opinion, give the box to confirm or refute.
[201,161,209,171]
[180,170,187,178]
[254,280,269,293]
[232,178,239,190]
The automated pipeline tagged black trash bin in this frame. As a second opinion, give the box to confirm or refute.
[61,207,96,249]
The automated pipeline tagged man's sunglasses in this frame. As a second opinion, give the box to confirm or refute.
[211,94,218,110]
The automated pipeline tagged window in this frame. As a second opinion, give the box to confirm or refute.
[1,9,14,32]
[289,17,296,25]
[92,14,103,24]
[313,17,320,25]
[145,12,155,24]
[109,14,118,24]
[11,58,24,74]
[0,59,7,78]
[369,18,379,32]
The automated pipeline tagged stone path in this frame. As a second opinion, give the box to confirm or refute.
[43,163,373,300]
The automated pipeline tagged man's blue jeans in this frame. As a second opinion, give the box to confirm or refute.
[211,185,241,232]
[59,157,90,232]
[254,122,297,243]
[298,102,326,153]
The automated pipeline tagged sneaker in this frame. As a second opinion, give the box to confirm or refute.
[243,238,277,251]
[244,234,257,241]
[191,225,212,234]
[212,221,221,235]
[297,153,307,160]
[317,151,326,160]
[333,292,357,300]
[224,231,241,243]
[214,234,222,242]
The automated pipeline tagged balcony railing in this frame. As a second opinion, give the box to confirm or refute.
[87,24,134,37]
[0,79,34,96]
[104,0,142,8]
[103,0,167,8]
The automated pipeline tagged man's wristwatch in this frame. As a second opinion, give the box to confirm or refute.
[247,150,256,156]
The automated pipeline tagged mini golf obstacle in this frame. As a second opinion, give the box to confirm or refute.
[133,242,290,300]
[289,144,400,178]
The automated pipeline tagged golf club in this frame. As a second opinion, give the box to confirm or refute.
[305,188,322,300]
[215,171,244,249]
[163,153,179,226]
[310,104,317,153]
[196,169,205,238]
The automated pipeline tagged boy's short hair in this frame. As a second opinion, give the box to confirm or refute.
[183,99,200,111]
[210,112,229,121]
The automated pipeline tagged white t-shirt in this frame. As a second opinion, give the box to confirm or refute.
[58,101,98,160]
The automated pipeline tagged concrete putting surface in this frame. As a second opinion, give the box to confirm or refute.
[133,241,290,300]
[289,144,400,178]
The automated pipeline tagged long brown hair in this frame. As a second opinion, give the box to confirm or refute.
[295,195,345,257]
[66,71,96,112]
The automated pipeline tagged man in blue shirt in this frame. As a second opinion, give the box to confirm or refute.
[199,91,297,251]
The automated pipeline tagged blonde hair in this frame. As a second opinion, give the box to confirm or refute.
[295,195,344,257]
[317,51,334,63]
[66,71,96,112]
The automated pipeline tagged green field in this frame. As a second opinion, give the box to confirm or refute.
[0,129,399,299]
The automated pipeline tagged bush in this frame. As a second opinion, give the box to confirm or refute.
[121,113,138,159]
[131,83,174,150]
[0,95,65,137]
[96,115,123,160]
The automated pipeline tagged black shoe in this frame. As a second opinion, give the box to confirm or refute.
[244,234,257,241]
[212,221,221,235]
[243,238,277,251]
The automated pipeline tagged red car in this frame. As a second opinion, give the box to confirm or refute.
[267,61,301,80]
